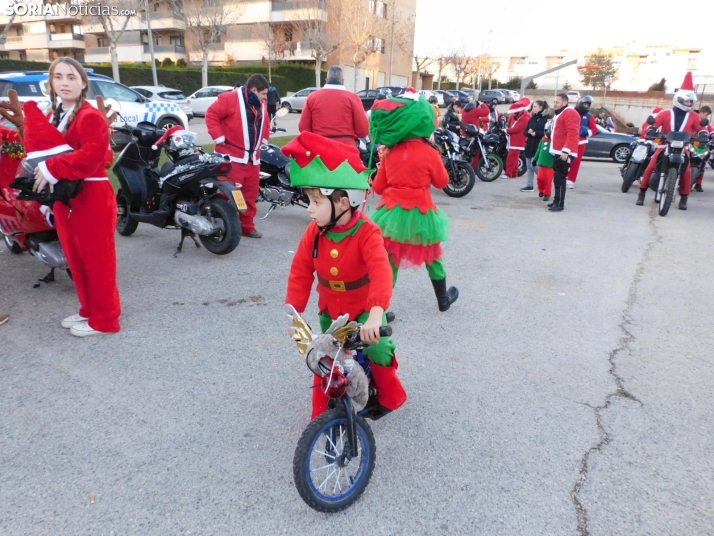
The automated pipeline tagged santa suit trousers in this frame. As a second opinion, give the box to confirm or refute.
[506,149,521,178]
[53,181,121,332]
[567,147,586,182]
[537,166,554,196]
[640,148,692,195]
[227,162,260,234]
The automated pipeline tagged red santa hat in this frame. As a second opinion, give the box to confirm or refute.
[507,97,531,115]
[680,72,695,91]
[22,101,72,169]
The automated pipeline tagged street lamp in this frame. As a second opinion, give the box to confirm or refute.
[145,0,158,86]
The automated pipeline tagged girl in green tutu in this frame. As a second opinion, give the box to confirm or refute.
[370,88,459,312]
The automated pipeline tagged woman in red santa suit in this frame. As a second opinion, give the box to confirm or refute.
[30,57,121,336]
[504,98,531,178]
[636,73,703,210]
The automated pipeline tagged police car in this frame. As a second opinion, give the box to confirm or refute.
[0,71,188,137]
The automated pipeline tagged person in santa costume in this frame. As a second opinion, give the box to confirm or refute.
[206,74,270,239]
[566,95,599,188]
[636,72,703,210]
[504,98,531,178]
[29,58,120,336]
[284,131,407,421]
[462,100,491,129]
[369,88,459,312]
[547,93,581,211]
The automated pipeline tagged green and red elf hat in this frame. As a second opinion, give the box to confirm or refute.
[282,131,371,207]
[369,87,436,147]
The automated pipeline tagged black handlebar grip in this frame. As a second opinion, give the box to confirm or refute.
[385,312,396,323]
[379,325,392,338]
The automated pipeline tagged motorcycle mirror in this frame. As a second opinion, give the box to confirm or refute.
[626,122,635,128]
[646,115,655,125]
[105,98,122,115]
[700,118,710,127]
[275,107,289,118]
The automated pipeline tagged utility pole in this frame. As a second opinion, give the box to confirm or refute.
[145,0,158,86]
[388,0,395,85]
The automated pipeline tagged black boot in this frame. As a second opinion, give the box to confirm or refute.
[694,183,703,192]
[678,195,688,210]
[636,188,646,206]
[431,278,458,312]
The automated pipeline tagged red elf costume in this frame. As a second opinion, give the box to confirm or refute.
[284,131,407,420]
[505,98,532,178]
[25,100,121,334]
[369,88,458,312]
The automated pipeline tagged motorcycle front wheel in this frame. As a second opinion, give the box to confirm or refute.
[621,162,640,193]
[443,160,476,197]
[518,154,527,177]
[199,198,242,255]
[475,154,503,182]
[293,406,376,513]
[658,168,678,217]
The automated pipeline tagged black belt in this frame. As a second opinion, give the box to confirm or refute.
[317,274,370,292]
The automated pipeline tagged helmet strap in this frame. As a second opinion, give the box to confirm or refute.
[312,200,351,258]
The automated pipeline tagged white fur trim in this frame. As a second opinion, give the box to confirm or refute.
[321,85,347,91]
[38,160,58,185]
[214,136,226,144]
[507,106,528,114]
[26,145,73,159]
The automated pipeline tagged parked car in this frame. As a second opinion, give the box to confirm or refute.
[503,90,520,102]
[418,89,444,106]
[583,125,635,163]
[460,88,478,100]
[477,89,506,104]
[280,87,319,112]
[448,89,472,101]
[131,85,193,121]
[433,89,456,107]
[0,72,188,137]
[185,85,233,117]
[357,88,383,111]
[376,86,406,96]
[567,90,581,103]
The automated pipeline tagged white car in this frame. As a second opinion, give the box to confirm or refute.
[186,86,233,117]
[567,90,581,103]
[0,71,188,133]
[418,89,444,106]
[280,87,319,113]
[131,85,194,121]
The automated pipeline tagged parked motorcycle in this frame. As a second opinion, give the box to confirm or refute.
[286,305,393,512]
[433,127,476,197]
[620,130,660,193]
[690,131,714,186]
[645,116,710,217]
[113,119,244,255]
[457,122,503,182]
[487,116,526,177]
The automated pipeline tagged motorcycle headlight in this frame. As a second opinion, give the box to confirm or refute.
[671,140,684,149]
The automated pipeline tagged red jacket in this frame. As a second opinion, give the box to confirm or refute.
[39,102,110,184]
[372,139,449,214]
[506,112,531,151]
[462,103,490,128]
[549,107,581,157]
[651,109,703,137]
[206,88,270,165]
[286,211,392,319]
[298,85,370,146]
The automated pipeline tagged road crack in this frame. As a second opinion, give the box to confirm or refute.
[571,213,659,535]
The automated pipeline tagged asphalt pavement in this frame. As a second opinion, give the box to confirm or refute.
[1,161,713,535]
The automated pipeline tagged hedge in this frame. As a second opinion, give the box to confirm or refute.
[0,59,326,97]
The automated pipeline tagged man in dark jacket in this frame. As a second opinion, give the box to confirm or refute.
[267,83,280,119]
[521,100,549,191]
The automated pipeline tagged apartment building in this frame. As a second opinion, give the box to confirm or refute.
[0,0,416,92]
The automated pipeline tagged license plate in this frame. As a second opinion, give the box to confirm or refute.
[632,145,648,162]
[231,190,247,210]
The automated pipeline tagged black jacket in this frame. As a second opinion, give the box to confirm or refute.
[524,111,548,158]
[443,107,461,133]
[267,86,280,106]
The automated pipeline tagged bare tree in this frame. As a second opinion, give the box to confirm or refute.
[480,54,501,90]
[434,52,453,90]
[292,0,341,87]
[171,0,244,88]
[413,55,433,89]
[451,51,470,90]
[88,0,140,82]
[253,22,283,83]
[0,13,17,46]
[341,0,386,91]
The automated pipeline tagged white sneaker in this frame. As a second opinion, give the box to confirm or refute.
[566,180,575,189]
[70,321,104,337]
[62,314,88,328]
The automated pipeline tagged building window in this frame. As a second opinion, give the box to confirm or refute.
[284,28,293,42]
[688,58,697,69]
[19,52,27,61]
[213,34,222,44]
[368,0,375,13]
[0,53,9,59]
[370,36,385,54]
[169,34,184,47]
[376,1,386,17]
[98,37,110,47]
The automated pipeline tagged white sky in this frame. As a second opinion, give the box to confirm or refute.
[414,0,707,57]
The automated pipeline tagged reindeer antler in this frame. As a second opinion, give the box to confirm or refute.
[96,95,118,126]
[0,89,24,129]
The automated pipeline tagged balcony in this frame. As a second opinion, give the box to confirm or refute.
[143,44,186,54]
[276,42,315,61]
[2,36,29,51]
[140,13,185,31]
[270,0,327,22]
[48,33,85,49]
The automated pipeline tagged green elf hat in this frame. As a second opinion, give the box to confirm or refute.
[370,87,436,147]
[282,131,371,207]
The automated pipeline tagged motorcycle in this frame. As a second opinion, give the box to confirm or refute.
[690,131,714,186]
[258,108,309,218]
[457,122,503,182]
[433,127,476,197]
[620,131,660,193]
[113,118,244,256]
[487,116,526,177]
[645,115,710,217]
[286,305,393,513]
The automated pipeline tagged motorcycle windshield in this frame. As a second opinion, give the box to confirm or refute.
[666,131,690,143]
